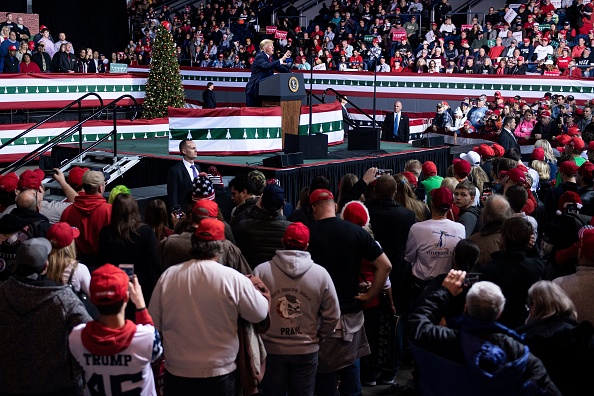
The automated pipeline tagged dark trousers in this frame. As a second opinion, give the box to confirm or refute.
[246,92,262,107]
[163,370,237,396]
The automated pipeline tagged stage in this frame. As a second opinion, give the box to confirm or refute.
[43,137,450,206]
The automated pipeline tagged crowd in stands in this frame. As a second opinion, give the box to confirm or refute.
[123,0,594,74]
[3,0,593,75]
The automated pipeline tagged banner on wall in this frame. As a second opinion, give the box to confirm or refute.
[0,74,146,110]
[0,118,169,162]
[168,103,344,155]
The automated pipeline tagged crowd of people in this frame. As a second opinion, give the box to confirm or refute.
[0,124,593,394]
[4,0,594,75]
[124,0,594,74]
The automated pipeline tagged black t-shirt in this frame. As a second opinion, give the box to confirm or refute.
[308,216,383,313]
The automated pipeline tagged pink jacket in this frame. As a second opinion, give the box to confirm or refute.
[514,118,536,139]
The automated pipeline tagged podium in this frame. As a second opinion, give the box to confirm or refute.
[259,73,306,148]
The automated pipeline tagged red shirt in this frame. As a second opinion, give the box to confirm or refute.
[20,61,41,73]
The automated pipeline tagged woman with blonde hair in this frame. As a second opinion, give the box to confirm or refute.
[46,222,91,296]
[534,139,558,181]
[517,280,594,396]
[393,173,430,221]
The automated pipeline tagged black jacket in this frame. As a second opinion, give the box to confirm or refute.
[31,51,52,72]
[202,88,216,109]
[498,128,521,153]
[517,317,594,396]
[382,111,410,142]
[481,251,546,329]
[407,287,561,396]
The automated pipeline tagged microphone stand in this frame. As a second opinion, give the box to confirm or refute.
[373,57,378,134]
[308,62,314,136]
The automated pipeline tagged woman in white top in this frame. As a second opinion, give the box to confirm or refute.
[46,222,91,296]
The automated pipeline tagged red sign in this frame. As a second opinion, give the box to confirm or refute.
[391,32,407,42]
[275,30,287,39]
[266,26,277,35]
[461,24,473,31]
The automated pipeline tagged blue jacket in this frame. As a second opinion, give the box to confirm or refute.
[245,51,290,96]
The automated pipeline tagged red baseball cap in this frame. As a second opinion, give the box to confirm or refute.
[503,167,527,185]
[192,199,219,218]
[559,160,579,174]
[570,137,586,151]
[556,134,572,146]
[492,143,505,157]
[46,222,80,249]
[494,91,502,97]
[282,222,310,249]
[531,147,545,161]
[558,191,582,211]
[0,172,19,192]
[453,158,471,177]
[90,264,129,306]
[342,200,370,227]
[67,167,89,188]
[588,141,594,151]
[431,187,454,210]
[309,189,334,205]
[567,126,581,137]
[578,161,594,182]
[18,169,44,190]
[422,161,438,176]
[400,171,417,187]
[194,218,225,241]
[476,144,495,158]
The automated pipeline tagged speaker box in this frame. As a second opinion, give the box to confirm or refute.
[411,136,445,148]
[348,128,381,151]
[262,152,304,168]
[284,133,328,159]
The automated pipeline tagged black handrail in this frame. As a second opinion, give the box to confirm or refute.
[0,93,104,151]
[321,88,382,130]
[305,89,324,105]
[2,95,138,175]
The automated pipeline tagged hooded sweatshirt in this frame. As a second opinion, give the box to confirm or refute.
[60,193,111,257]
[68,309,162,396]
[0,276,91,394]
[253,250,340,355]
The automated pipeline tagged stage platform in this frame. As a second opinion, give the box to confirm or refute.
[43,137,450,206]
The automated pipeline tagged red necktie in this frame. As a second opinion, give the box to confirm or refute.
[269,56,272,63]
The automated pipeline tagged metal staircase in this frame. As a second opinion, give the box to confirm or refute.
[0,93,142,201]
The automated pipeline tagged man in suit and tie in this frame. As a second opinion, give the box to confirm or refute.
[245,39,292,107]
[498,116,520,153]
[338,95,355,136]
[381,101,410,142]
[167,139,200,214]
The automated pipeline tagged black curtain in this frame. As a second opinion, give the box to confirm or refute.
[31,0,129,57]
[0,1,27,13]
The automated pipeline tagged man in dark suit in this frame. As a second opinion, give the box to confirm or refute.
[203,82,216,109]
[32,42,52,73]
[338,95,355,136]
[245,39,292,107]
[498,116,520,153]
[381,101,410,142]
[167,139,200,214]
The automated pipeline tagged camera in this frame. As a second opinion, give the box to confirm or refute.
[463,273,481,288]
[564,203,579,215]
[118,264,134,280]
[376,169,393,177]
[171,205,184,219]
[43,169,57,177]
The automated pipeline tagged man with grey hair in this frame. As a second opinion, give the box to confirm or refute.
[469,194,513,270]
[407,269,561,395]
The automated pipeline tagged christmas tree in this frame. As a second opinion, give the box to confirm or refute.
[142,24,185,119]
